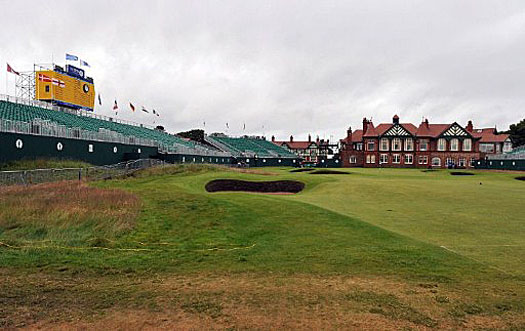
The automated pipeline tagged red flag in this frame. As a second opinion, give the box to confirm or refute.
[7,63,20,76]
[113,100,118,110]
[38,73,52,82]
[130,102,135,112]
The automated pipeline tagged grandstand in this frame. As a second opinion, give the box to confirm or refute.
[475,144,525,170]
[0,95,299,167]
[207,135,296,158]
[205,134,298,166]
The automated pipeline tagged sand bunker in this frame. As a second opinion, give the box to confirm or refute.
[205,179,305,194]
[309,170,349,175]
[515,176,525,181]
[450,172,475,176]
[290,168,315,173]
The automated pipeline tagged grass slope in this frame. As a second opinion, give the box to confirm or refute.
[1,165,524,328]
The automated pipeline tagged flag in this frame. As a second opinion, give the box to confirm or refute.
[52,78,60,86]
[226,122,229,129]
[113,100,118,110]
[38,73,52,82]
[141,106,149,113]
[80,60,90,67]
[152,109,156,115]
[98,94,102,105]
[130,103,135,112]
[243,122,246,131]
[66,53,78,61]
[59,80,65,88]
[6,63,20,75]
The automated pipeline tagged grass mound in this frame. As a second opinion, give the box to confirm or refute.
[0,158,92,171]
[450,172,475,176]
[205,179,305,193]
[310,170,349,175]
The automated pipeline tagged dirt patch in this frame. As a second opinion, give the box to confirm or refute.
[310,170,349,175]
[290,168,315,173]
[515,176,525,181]
[450,172,475,176]
[205,179,305,194]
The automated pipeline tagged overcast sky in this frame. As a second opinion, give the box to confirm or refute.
[1,0,524,141]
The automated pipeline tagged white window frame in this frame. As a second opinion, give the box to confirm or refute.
[432,157,441,167]
[404,138,414,151]
[380,138,389,151]
[380,154,388,164]
[404,154,413,164]
[437,138,446,151]
[470,158,476,167]
[366,155,371,164]
[462,138,472,152]
[450,138,459,151]
[392,154,401,164]
[367,141,375,151]
[370,155,376,164]
[419,139,428,151]
[392,138,402,151]
[458,158,466,167]
[349,156,357,164]
[418,156,428,165]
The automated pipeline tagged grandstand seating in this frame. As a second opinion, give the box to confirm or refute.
[207,135,295,158]
[0,100,211,153]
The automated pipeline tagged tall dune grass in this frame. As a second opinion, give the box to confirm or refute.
[0,181,140,244]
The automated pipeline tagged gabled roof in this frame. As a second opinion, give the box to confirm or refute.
[341,129,363,143]
[363,123,417,137]
[416,123,450,137]
[471,128,510,143]
[273,141,317,149]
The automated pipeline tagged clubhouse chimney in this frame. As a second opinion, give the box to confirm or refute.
[362,117,368,133]
[466,120,473,132]
[271,135,275,142]
[393,114,400,124]
[290,135,293,142]
[308,134,311,142]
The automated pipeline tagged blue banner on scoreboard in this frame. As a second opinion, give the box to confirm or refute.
[65,65,85,79]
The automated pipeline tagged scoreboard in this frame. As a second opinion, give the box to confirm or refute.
[35,65,95,111]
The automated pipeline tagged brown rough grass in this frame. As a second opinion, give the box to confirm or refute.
[0,181,140,236]
[2,271,523,330]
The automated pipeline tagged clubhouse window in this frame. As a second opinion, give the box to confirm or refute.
[432,157,441,167]
[392,138,402,151]
[419,139,429,151]
[366,155,370,164]
[446,158,455,166]
[355,143,363,151]
[404,138,414,151]
[380,138,389,151]
[367,141,375,151]
[349,156,357,164]
[470,158,476,167]
[380,154,388,164]
[404,154,413,164]
[463,138,472,151]
[370,155,376,163]
[437,138,446,151]
[458,158,466,167]
[392,154,401,164]
[418,156,428,164]
[450,138,459,151]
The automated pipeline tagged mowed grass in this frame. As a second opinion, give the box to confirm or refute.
[1,165,525,328]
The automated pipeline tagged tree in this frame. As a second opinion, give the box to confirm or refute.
[506,118,525,147]
[177,129,205,143]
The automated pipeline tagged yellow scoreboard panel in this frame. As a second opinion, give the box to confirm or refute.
[35,70,95,110]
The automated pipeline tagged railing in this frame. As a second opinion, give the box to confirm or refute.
[0,159,166,186]
[0,93,156,130]
[0,118,159,147]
